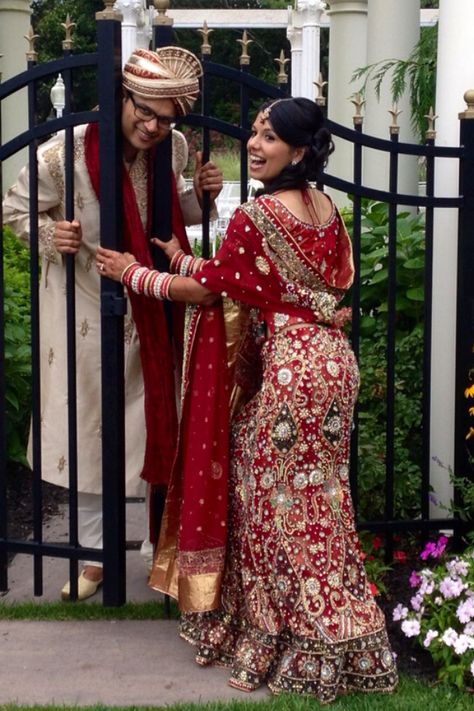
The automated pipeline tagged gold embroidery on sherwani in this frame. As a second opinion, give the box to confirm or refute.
[43,142,65,199]
[129,153,148,228]
[76,192,85,211]
[80,319,89,338]
[84,254,94,273]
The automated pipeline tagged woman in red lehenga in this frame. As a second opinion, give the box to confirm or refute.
[97,97,398,704]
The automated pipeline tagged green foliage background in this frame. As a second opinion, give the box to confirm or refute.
[30,0,300,125]
[2,227,31,467]
[342,202,426,521]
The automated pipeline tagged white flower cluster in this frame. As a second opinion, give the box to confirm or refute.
[393,542,474,686]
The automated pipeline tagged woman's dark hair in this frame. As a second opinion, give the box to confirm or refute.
[255,97,334,195]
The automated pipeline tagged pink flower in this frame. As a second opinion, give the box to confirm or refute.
[420,535,449,560]
[420,542,436,560]
[442,628,458,647]
[392,604,408,621]
[435,535,449,557]
[409,570,421,588]
[453,634,474,655]
[423,630,439,648]
[457,597,474,624]
[401,619,420,638]
[447,558,470,577]
[410,593,424,612]
[439,576,467,600]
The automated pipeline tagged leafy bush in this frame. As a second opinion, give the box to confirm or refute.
[343,201,426,521]
[2,226,31,466]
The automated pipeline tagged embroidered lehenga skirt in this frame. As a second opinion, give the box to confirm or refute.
[180,323,398,704]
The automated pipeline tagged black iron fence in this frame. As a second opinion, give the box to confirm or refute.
[1,10,473,605]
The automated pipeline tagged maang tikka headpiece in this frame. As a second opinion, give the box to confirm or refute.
[260,98,290,122]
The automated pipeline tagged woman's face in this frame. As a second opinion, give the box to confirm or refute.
[247,112,302,185]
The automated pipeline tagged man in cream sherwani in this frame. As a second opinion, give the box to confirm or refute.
[3,46,222,600]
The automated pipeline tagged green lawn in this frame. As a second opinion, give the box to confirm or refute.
[0,678,473,711]
[1,603,472,709]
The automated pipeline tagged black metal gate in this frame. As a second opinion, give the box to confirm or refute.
[1,8,473,606]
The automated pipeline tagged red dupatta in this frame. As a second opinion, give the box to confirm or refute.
[84,122,191,487]
[150,195,354,612]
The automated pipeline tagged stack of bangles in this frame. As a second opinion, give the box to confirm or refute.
[120,262,177,300]
[170,248,206,276]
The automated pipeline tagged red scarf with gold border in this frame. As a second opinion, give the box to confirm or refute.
[84,121,191,487]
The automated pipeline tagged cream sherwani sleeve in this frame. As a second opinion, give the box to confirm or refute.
[3,133,66,265]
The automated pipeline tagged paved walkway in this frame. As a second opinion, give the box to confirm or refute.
[0,502,268,706]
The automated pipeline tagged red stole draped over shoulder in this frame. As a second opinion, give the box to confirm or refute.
[150,303,231,611]
[84,122,191,487]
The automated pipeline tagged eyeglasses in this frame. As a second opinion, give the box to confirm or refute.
[127,93,178,130]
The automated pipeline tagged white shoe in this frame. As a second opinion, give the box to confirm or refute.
[61,571,103,601]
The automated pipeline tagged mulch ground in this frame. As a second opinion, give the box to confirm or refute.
[4,465,437,682]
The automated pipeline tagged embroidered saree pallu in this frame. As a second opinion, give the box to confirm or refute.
[150,195,397,702]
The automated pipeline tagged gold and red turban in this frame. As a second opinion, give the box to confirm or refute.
[123,47,203,116]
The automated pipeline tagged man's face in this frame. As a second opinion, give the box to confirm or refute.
[121,92,178,154]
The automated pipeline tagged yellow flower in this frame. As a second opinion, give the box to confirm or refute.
[466,427,474,440]
[469,407,474,416]
[464,384,474,398]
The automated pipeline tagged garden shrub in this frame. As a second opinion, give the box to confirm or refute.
[343,201,426,521]
[2,225,31,466]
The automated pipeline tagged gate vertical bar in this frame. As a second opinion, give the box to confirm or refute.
[239,33,250,206]
[385,122,400,557]
[200,33,211,259]
[454,91,474,543]
[0,64,7,590]
[62,38,80,600]
[25,37,44,596]
[96,3,126,607]
[422,125,436,523]
[349,106,363,514]
[151,13,174,270]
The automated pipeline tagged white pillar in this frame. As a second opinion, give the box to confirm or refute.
[0,0,31,191]
[293,0,325,101]
[363,0,420,195]
[326,0,368,202]
[114,0,144,67]
[287,20,302,97]
[430,0,474,513]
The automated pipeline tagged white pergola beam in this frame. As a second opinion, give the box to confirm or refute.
[166,8,438,30]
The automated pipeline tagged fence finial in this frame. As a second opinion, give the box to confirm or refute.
[424,106,438,140]
[24,26,39,62]
[61,14,76,51]
[96,1,122,20]
[237,30,252,66]
[459,90,474,120]
[389,104,402,135]
[314,73,327,107]
[351,93,365,126]
[275,49,289,85]
[154,0,173,26]
[198,21,213,56]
